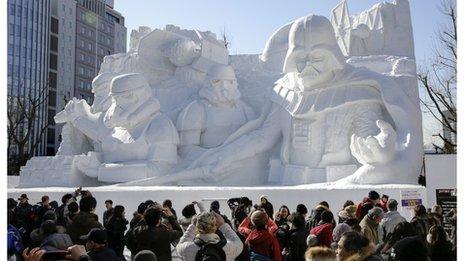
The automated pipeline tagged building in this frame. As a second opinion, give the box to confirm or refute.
[7,0,126,161]
[7,0,51,159]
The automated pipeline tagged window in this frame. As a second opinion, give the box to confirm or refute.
[49,53,58,70]
[87,43,92,51]
[80,39,85,48]
[79,67,84,75]
[48,109,55,124]
[81,27,85,35]
[47,128,55,144]
[48,72,57,89]
[51,17,59,34]
[50,35,58,52]
[48,90,57,107]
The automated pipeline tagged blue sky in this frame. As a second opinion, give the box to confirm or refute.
[114,0,449,147]
[115,0,445,63]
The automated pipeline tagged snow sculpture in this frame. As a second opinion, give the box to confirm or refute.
[153,15,421,186]
[19,0,423,187]
[74,73,179,183]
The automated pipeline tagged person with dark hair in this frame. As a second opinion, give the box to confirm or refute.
[30,211,66,247]
[379,195,389,212]
[378,199,406,243]
[336,231,382,260]
[103,200,114,227]
[428,225,455,261]
[390,234,428,261]
[355,190,382,221]
[286,213,308,261]
[309,210,334,248]
[37,196,52,222]
[359,207,383,245]
[179,201,205,231]
[258,195,274,220]
[14,194,33,246]
[210,200,232,227]
[296,204,308,218]
[410,204,432,242]
[39,220,73,252]
[244,210,281,261]
[65,201,79,227]
[67,196,103,244]
[380,221,417,256]
[80,228,122,261]
[306,202,335,231]
[162,199,177,219]
[134,206,183,260]
[57,193,74,227]
[274,205,291,227]
[105,205,128,258]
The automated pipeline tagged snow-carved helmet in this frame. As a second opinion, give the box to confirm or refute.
[283,15,345,74]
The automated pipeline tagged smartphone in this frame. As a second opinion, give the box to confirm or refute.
[42,250,69,260]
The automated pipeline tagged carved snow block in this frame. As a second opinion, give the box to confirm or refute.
[326,165,358,182]
[282,165,326,185]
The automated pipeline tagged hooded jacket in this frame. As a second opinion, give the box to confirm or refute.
[176,223,243,261]
[310,222,334,248]
[40,233,73,251]
[359,215,380,245]
[245,229,282,261]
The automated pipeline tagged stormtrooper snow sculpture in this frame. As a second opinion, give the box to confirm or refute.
[186,15,422,185]
[176,65,254,160]
[55,73,114,155]
[74,73,179,183]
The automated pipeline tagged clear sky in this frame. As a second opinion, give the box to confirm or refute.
[114,0,449,147]
[115,0,445,63]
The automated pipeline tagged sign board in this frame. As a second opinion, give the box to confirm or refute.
[400,189,423,210]
[436,189,457,234]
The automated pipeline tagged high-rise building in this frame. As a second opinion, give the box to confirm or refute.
[7,0,51,158]
[7,0,126,160]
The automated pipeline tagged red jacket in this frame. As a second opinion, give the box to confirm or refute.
[356,198,382,221]
[245,229,282,261]
[238,217,278,237]
[310,222,334,248]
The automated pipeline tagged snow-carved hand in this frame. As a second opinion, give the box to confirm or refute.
[75,152,102,178]
[56,98,91,124]
[350,120,397,165]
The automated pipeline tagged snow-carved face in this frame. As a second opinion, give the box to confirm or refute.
[200,78,241,106]
[296,48,340,89]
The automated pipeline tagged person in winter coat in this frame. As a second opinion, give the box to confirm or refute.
[356,191,382,221]
[103,200,114,227]
[67,196,103,245]
[39,220,73,251]
[245,210,281,261]
[379,221,417,257]
[286,213,308,261]
[274,205,291,227]
[210,200,233,227]
[176,211,243,261]
[331,222,352,250]
[163,199,177,219]
[14,194,34,245]
[133,205,183,261]
[238,212,278,237]
[309,210,334,248]
[81,228,122,261]
[105,205,128,258]
[306,202,336,231]
[378,199,406,243]
[7,210,23,260]
[410,204,433,242]
[259,195,274,220]
[30,211,67,247]
[337,205,359,229]
[389,235,428,261]
[428,225,455,261]
[336,231,383,261]
[359,207,384,245]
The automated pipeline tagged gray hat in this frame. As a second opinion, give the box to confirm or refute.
[134,250,157,261]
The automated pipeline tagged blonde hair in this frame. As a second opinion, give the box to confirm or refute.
[196,212,217,234]
[305,246,336,261]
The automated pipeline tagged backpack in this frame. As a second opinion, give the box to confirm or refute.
[194,238,227,261]
[248,246,272,261]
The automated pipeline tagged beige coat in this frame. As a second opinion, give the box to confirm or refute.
[359,215,380,245]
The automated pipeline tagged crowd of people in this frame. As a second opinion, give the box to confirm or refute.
[7,188,457,261]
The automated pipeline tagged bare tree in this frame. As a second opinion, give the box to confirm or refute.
[7,81,49,175]
[220,24,231,50]
[418,0,456,153]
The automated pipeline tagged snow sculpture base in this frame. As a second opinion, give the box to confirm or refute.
[7,184,427,222]
[19,156,99,188]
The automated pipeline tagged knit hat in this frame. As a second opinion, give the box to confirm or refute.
[259,195,269,202]
[391,236,428,261]
[196,212,217,234]
[368,191,380,200]
[332,223,352,242]
[251,210,268,228]
[338,205,357,220]
[306,234,318,247]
